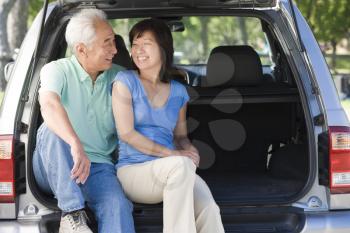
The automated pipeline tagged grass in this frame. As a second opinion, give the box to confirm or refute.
[342,99,350,108]
[325,55,350,74]
[341,99,350,110]
[341,99,350,120]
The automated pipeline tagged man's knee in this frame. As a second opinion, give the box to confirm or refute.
[97,193,133,218]
[38,124,70,151]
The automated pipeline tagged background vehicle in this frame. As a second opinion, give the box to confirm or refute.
[1,0,350,232]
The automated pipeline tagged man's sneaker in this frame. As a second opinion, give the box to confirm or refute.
[59,210,93,233]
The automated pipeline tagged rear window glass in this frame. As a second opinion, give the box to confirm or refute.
[110,16,273,66]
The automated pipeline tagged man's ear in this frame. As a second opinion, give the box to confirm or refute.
[76,43,87,57]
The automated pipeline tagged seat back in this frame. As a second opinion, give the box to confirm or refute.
[187,46,298,173]
[112,34,133,69]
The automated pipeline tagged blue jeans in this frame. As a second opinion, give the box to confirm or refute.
[32,124,135,233]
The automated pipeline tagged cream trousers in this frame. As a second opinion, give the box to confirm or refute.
[117,156,225,233]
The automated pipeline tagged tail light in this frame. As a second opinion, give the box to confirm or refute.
[329,126,350,194]
[0,135,15,202]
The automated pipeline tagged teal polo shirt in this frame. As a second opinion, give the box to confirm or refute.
[39,55,123,164]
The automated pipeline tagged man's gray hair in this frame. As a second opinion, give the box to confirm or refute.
[65,9,107,54]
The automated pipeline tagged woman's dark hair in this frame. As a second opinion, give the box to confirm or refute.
[129,18,174,83]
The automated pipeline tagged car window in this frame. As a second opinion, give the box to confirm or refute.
[110,16,273,67]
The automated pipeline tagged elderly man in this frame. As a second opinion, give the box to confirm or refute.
[32,9,135,233]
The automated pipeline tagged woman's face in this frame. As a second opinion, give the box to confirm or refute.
[131,31,163,74]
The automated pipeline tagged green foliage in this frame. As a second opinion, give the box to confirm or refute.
[110,18,142,45]
[109,16,271,65]
[172,16,270,64]
[110,16,272,66]
[29,0,44,26]
[341,99,350,119]
[325,55,350,73]
[295,0,350,43]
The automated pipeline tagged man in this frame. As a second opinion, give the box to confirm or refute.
[32,9,135,233]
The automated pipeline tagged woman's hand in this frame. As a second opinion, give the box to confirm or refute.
[172,149,200,167]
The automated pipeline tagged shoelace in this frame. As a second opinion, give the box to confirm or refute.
[68,211,90,230]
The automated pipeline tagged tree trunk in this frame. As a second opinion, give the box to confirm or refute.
[331,39,337,73]
[8,0,28,52]
[199,17,209,58]
[238,17,248,45]
[0,0,16,91]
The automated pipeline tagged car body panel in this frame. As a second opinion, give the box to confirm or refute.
[1,0,350,232]
[301,211,350,233]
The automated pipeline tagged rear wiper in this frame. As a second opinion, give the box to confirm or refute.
[287,0,305,52]
[22,0,49,102]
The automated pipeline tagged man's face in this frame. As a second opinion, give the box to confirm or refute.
[83,19,117,74]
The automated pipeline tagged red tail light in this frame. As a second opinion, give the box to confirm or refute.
[329,126,350,194]
[0,135,15,203]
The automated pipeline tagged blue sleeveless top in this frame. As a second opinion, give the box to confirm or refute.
[113,70,189,168]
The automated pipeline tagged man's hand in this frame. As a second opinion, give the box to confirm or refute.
[70,141,91,184]
[40,91,91,183]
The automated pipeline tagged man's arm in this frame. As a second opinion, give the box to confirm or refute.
[39,91,90,184]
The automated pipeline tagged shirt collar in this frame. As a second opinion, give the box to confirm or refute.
[71,55,110,83]
[71,55,90,82]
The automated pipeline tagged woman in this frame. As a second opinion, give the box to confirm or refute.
[112,18,224,233]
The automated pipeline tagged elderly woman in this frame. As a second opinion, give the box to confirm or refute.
[112,18,225,233]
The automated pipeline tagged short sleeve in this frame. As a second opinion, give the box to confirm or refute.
[111,71,134,95]
[39,62,65,98]
[179,83,190,108]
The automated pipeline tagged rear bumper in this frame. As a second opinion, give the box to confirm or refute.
[2,210,350,233]
[302,211,350,233]
[0,220,40,233]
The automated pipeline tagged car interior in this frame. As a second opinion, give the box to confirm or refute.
[109,15,309,203]
[29,13,310,232]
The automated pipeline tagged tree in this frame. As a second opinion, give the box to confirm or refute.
[8,0,29,52]
[0,0,16,91]
[296,0,350,70]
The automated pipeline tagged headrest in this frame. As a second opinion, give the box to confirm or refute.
[204,45,263,87]
[112,34,133,69]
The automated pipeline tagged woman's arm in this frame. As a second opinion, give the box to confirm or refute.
[174,105,200,166]
[112,81,181,157]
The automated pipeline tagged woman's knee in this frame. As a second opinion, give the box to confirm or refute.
[168,156,195,175]
[161,156,196,187]
[167,156,195,171]
[195,199,221,218]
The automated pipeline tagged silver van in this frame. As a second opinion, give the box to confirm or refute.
[1,0,350,232]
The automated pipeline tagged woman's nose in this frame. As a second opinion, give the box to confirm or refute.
[134,45,145,54]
